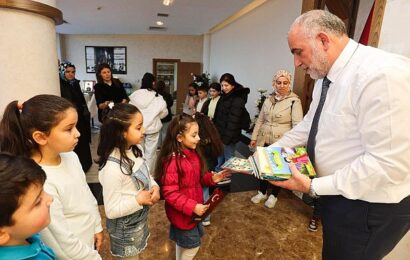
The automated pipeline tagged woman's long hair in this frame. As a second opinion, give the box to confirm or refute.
[219,73,244,89]
[194,112,223,157]
[0,95,74,157]
[96,103,142,174]
[154,114,207,181]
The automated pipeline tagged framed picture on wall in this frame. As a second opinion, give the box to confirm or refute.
[85,46,127,74]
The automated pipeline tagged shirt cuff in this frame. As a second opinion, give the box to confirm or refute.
[312,175,339,196]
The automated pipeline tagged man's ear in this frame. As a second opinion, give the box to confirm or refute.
[317,32,330,51]
[32,130,48,146]
[0,229,11,245]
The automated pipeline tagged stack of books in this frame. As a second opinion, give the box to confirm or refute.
[222,146,316,181]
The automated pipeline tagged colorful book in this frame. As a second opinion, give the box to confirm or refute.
[220,157,253,174]
[223,146,316,181]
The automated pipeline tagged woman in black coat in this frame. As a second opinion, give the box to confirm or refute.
[213,73,250,172]
[94,63,129,122]
[59,62,93,172]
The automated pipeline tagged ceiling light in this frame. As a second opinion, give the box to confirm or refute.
[156,21,164,26]
[162,0,174,6]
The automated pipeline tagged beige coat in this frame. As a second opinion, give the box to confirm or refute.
[251,92,303,146]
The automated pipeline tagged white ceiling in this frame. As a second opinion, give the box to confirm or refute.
[56,0,253,35]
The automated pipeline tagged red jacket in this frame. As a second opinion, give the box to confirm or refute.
[161,149,215,230]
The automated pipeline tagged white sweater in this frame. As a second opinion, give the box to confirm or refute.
[40,152,102,260]
[129,89,168,134]
[99,148,158,219]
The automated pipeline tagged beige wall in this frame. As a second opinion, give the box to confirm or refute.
[60,34,203,88]
[206,0,302,118]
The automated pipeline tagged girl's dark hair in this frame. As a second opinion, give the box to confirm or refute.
[219,73,244,89]
[97,103,142,174]
[154,114,207,180]
[0,95,75,157]
[209,82,221,92]
[156,80,167,94]
[194,112,223,157]
[0,153,46,227]
[141,73,156,90]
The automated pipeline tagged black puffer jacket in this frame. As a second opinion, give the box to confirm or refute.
[214,86,250,145]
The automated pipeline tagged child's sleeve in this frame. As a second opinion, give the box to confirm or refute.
[40,184,101,260]
[162,160,197,216]
[201,171,216,187]
[99,162,143,219]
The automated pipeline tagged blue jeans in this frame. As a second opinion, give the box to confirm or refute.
[202,187,210,222]
[215,143,236,171]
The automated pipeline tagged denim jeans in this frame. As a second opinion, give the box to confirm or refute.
[106,207,150,257]
[202,187,210,222]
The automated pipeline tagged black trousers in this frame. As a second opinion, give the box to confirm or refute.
[320,195,410,260]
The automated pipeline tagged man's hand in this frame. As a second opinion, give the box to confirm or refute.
[269,163,311,193]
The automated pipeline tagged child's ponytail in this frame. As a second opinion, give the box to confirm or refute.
[0,101,31,157]
[0,95,74,157]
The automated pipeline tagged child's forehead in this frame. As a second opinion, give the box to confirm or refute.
[184,122,198,132]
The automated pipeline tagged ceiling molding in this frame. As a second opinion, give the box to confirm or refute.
[0,0,63,25]
[207,0,267,34]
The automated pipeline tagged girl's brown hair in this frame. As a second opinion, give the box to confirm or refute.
[96,103,142,174]
[154,114,207,181]
[194,112,223,157]
[0,95,74,157]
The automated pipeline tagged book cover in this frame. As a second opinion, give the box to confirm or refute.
[192,188,225,223]
[251,146,316,180]
[221,157,253,174]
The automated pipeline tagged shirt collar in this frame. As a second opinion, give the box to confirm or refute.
[327,39,359,83]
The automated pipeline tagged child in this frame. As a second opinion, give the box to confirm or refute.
[195,86,209,113]
[182,83,198,116]
[154,114,231,260]
[201,82,221,119]
[0,153,55,259]
[194,112,224,226]
[0,95,103,259]
[97,103,160,259]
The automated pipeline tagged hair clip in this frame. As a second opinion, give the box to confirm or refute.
[17,101,24,111]
[108,101,114,109]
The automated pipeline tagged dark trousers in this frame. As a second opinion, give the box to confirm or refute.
[259,180,280,197]
[320,195,410,260]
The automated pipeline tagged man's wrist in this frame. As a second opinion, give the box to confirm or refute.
[308,179,319,198]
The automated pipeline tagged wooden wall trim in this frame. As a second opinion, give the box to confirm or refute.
[0,0,63,25]
[368,0,387,47]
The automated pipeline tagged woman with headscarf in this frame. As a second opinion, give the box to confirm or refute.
[249,70,303,208]
[59,61,93,172]
[129,72,168,174]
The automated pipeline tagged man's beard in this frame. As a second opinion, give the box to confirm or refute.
[307,41,329,80]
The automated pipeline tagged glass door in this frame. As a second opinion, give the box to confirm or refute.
[153,59,180,115]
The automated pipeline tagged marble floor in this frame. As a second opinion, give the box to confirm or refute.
[86,131,322,259]
[98,190,322,260]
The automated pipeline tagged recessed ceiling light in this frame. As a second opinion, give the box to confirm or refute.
[156,21,164,26]
[162,0,174,6]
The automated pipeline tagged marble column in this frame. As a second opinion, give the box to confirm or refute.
[0,0,62,113]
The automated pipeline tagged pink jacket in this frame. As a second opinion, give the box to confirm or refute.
[161,149,215,230]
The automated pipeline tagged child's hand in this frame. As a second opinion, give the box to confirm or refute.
[212,169,232,183]
[94,231,104,251]
[194,204,210,216]
[136,190,153,206]
[150,186,161,204]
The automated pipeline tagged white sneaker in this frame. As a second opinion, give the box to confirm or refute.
[202,220,211,226]
[251,191,267,204]
[264,195,278,208]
